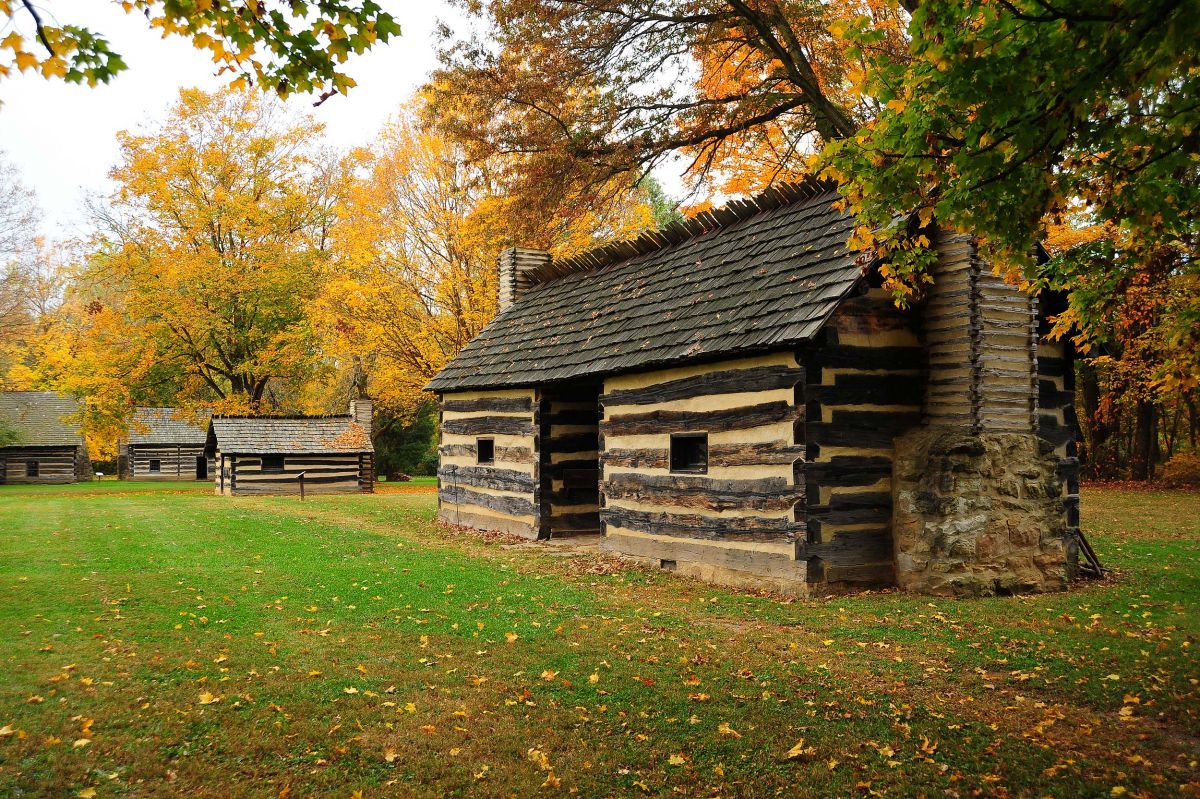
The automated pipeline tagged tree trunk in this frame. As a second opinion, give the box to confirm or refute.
[1076,360,1117,478]
[1131,400,1157,481]
[1187,396,1198,451]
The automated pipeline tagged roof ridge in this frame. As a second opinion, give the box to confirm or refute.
[212,414,353,420]
[526,177,838,287]
[135,406,211,415]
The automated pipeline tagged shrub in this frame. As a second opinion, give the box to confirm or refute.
[1160,453,1200,487]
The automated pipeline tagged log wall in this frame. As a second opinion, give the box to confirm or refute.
[215,451,372,495]
[125,444,213,480]
[800,288,924,587]
[925,232,1038,434]
[1037,310,1079,535]
[0,446,83,484]
[598,353,808,593]
[539,385,601,535]
[437,388,539,537]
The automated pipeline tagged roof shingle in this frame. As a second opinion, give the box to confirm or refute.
[207,416,373,454]
[426,189,860,392]
[128,407,210,446]
[0,391,85,447]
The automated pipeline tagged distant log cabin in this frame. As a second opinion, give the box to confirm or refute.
[120,407,213,481]
[427,180,1080,597]
[206,398,375,496]
[0,391,93,484]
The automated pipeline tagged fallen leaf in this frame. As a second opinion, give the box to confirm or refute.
[786,738,815,760]
[198,691,220,705]
[528,747,551,770]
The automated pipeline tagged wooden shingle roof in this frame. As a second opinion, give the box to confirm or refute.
[206,416,373,455]
[0,391,85,447]
[128,407,209,446]
[426,184,862,392]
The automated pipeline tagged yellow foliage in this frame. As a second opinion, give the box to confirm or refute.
[317,101,655,419]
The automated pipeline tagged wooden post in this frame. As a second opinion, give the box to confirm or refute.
[298,470,307,501]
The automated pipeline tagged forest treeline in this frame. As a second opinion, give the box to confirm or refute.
[0,0,1196,481]
[0,90,669,473]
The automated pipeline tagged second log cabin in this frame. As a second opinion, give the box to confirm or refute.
[120,407,213,481]
[427,180,1080,597]
[206,398,375,496]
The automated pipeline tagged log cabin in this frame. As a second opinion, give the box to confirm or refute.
[205,398,374,496]
[427,180,1079,597]
[0,391,93,484]
[119,407,213,481]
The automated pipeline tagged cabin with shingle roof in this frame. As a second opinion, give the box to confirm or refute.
[427,181,1082,597]
[119,407,213,481]
[0,391,93,484]
[205,398,375,495]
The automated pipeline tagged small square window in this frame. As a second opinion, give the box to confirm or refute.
[148,459,161,473]
[261,454,285,473]
[670,432,708,474]
[25,460,38,478]
[476,438,495,465]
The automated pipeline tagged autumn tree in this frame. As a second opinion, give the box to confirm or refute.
[826,0,1197,303]
[317,102,658,419]
[74,87,344,416]
[0,0,399,101]
[429,1,906,207]
[1038,217,1198,479]
[0,150,51,376]
[432,1,1194,282]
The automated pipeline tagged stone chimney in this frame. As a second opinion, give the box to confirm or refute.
[890,231,1071,596]
[497,248,552,312]
[349,396,373,438]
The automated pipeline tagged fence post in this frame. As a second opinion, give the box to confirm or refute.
[298,470,307,501]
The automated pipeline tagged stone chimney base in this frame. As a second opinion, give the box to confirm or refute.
[892,428,1073,597]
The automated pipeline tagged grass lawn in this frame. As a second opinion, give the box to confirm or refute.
[0,481,1196,798]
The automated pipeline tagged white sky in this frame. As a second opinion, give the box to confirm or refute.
[0,1,462,239]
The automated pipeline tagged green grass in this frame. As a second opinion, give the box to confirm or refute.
[0,482,1196,798]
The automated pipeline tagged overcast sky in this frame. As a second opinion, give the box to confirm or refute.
[0,1,463,239]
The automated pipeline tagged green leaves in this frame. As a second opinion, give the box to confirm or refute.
[0,0,400,100]
[825,0,1198,312]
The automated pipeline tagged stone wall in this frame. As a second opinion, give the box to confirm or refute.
[892,428,1071,596]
